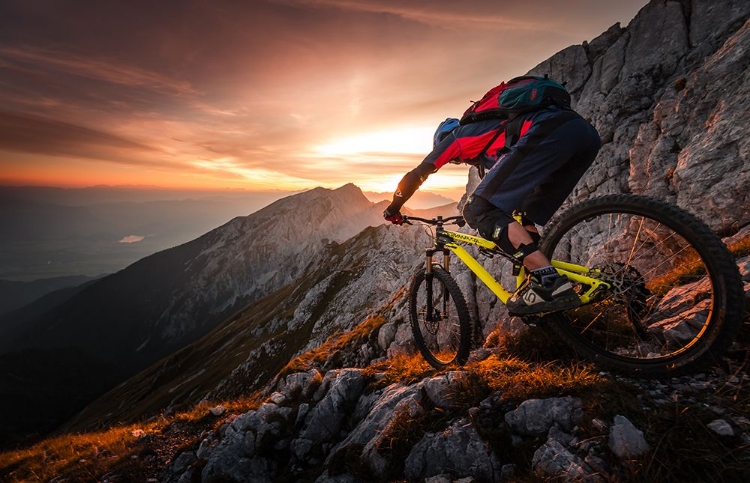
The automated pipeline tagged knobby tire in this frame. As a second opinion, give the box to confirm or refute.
[409,267,472,369]
[539,194,744,377]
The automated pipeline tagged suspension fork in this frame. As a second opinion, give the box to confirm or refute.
[424,246,451,319]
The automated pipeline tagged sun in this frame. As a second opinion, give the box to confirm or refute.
[315,126,434,157]
[311,125,471,197]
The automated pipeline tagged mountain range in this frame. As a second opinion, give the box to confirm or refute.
[0,183,457,446]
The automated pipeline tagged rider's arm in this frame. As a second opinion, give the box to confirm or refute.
[384,121,509,218]
[385,162,437,215]
[384,132,463,217]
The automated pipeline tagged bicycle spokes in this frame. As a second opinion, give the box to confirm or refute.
[542,195,743,376]
[409,268,472,369]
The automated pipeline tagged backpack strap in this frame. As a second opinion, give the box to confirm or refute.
[503,113,527,150]
[473,126,505,179]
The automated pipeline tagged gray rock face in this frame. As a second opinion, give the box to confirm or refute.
[690,0,750,46]
[707,418,735,436]
[423,371,471,410]
[620,1,689,81]
[200,402,295,483]
[505,397,584,436]
[404,419,502,482]
[608,415,650,458]
[296,369,366,446]
[532,439,601,482]
[327,382,423,467]
[359,390,425,477]
[529,0,750,232]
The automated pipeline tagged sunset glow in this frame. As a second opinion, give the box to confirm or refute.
[0,0,648,197]
[315,127,434,157]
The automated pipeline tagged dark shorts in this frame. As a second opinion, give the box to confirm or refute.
[469,110,600,226]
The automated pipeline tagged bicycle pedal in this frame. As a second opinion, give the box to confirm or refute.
[511,263,522,276]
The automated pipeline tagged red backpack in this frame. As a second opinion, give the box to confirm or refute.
[459,75,571,125]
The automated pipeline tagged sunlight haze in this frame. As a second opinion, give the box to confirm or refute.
[0,0,649,195]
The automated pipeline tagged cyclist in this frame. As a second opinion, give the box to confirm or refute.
[383,91,600,315]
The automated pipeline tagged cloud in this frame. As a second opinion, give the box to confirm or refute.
[272,0,546,30]
[0,0,649,190]
[0,111,167,165]
[0,46,197,95]
[119,235,145,243]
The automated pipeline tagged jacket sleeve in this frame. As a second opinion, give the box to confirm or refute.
[386,122,507,212]
[386,162,437,212]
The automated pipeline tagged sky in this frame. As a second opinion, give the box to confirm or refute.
[0,0,649,199]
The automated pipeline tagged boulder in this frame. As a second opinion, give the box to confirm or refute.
[608,415,650,459]
[404,419,502,482]
[505,397,584,436]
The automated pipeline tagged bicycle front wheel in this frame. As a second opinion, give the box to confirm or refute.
[540,195,744,377]
[409,267,472,369]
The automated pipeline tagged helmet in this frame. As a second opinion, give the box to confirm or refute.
[433,118,460,148]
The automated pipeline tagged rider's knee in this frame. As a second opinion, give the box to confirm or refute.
[463,195,514,242]
[494,226,539,259]
[462,195,490,229]
[463,196,540,257]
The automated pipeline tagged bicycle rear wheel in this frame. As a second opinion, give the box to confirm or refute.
[409,267,472,369]
[540,195,744,377]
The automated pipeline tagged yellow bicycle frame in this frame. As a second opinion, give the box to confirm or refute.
[434,229,611,305]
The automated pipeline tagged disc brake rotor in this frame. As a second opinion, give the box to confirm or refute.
[593,263,651,340]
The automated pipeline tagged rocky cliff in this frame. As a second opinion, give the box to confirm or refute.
[526,0,750,232]
[61,222,439,432]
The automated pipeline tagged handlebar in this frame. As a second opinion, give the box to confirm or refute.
[402,214,466,227]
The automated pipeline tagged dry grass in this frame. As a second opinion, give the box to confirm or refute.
[373,403,426,479]
[469,354,603,402]
[647,252,706,296]
[0,423,158,482]
[362,353,437,390]
[280,314,389,377]
[0,390,264,482]
[638,231,750,296]
[727,235,750,259]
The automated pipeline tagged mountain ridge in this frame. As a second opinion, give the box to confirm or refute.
[3,184,386,367]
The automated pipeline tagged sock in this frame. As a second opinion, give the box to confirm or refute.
[531,266,559,287]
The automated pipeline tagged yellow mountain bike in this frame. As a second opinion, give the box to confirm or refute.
[404,194,744,377]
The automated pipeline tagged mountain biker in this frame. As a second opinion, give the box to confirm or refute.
[383,84,601,316]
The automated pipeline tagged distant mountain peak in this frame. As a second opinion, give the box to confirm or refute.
[315,183,369,203]
[335,182,361,193]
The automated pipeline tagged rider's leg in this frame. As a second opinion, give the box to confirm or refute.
[462,195,548,269]
[466,114,600,314]
[463,197,578,315]
[518,126,601,226]
[506,222,546,270]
